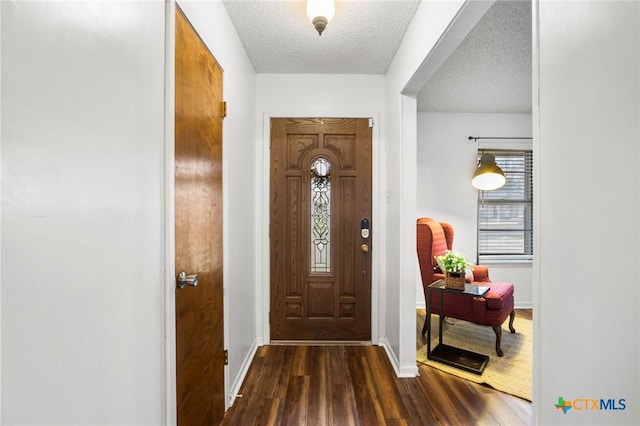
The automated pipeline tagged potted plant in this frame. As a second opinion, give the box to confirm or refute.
[436,250,471,290]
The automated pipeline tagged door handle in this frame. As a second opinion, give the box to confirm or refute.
[177,272,198,289]
[360,244,369,253]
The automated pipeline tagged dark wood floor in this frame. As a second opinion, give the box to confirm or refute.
[221,310,532,425]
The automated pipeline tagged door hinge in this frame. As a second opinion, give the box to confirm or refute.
[368,118,374,128]
[222,101,227,118]
[224,349,229,365]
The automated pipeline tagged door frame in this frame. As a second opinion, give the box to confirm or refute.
[259,112,382,345]
[163,2,177,424]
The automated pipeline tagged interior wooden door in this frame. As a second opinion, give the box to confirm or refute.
[174,6,224,424]
[270,118,372,341]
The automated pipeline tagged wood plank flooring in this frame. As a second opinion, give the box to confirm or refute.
[221,310,532,425]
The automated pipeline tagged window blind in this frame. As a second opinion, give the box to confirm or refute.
[477,149,533,260]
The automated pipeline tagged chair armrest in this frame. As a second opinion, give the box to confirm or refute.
[471,296,488,317]
[471,265,490,282]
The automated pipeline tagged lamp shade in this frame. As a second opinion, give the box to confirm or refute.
[472,154,506,190]
[307,0,335,35]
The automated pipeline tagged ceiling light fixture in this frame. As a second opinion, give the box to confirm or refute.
[472,153,506,191]
[306,0,335,35]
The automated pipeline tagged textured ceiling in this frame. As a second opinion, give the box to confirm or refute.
[223,0,532,113]
[417,0,532,113]
[223,0,421,74]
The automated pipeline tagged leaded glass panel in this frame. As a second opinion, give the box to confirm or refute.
[310,157,331,273]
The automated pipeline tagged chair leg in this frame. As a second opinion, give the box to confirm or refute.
[422,316,428,335]
[492,325,504,357]
[492,311,516,357]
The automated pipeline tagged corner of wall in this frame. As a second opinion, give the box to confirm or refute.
[227,338,261,410]
[379,338,419,378]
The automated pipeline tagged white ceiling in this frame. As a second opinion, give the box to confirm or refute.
[223,0,532,113]
[223,0,421,74]
[418,0,531,113]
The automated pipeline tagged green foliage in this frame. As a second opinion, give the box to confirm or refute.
[436,250,472,273]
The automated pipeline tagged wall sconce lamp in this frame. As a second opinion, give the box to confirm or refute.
[472,154,506,191]
[307,0,335,35]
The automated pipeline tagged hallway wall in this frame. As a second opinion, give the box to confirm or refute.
[384,0,468,376]
[1,1,258,423]
[535,1,639,423]
[1,2,166,424]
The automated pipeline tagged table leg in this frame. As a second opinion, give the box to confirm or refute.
[438,290,443,346]
[426,287,431,358]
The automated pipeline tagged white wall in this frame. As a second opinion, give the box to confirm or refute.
[416,112,533,308]
[384,0,485,376]
[255,73,386,347]
[175,0,258,411]
[1,1,258,423]
[1,2,166,424]
[535,1,639,424]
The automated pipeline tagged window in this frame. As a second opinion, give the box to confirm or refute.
[477,149,533,261]
[310,157,331,272]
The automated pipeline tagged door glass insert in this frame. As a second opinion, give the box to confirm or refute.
[311,157,331,272]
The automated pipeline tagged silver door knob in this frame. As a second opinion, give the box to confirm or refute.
[177,272,198,289]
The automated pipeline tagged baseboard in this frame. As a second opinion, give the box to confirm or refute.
[515,302,533,309]
[227,338,260,409]
[378,338,419,378]
[378,338,401,376]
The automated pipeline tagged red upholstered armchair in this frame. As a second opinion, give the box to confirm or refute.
[416,217,516,356]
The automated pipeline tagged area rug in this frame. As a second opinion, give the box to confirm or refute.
[417,315,532,401]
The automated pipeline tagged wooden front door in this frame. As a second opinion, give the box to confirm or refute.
[174,6,224,424]
[270,118,372,341]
